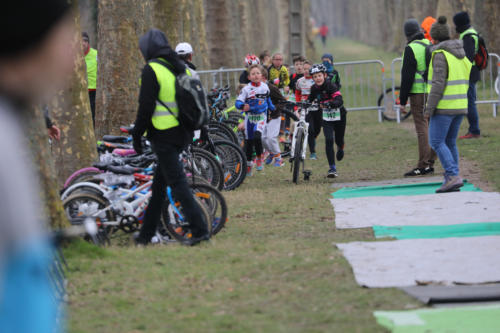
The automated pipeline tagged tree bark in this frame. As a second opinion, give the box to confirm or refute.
[51,0,98,186]
[95,0,153,138]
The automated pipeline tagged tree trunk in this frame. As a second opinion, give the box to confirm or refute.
[95,0,153,138]
[51,0,98,186]
[23,107,69,229]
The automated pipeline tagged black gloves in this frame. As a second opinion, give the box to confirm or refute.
[130,128,144,155]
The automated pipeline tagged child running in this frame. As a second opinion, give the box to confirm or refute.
[289,56,305,96]
[235,65,275,175]
[261,66,286,167]
[308,64,347,178]
[268,53,290,94]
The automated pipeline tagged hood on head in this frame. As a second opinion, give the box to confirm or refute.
[433,39,466,59]
[139,28,173,61]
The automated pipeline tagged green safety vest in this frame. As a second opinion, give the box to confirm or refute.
[427,49,472,110]
[406,38,431,93]
[148,58,191,130]
[84,48,98,90]
[459,27,478,65]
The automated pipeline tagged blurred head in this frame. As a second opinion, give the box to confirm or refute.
[82,32,90,54]
[303,61,312,77]
[430,16,451,43]
[321,53,334,64]
[272,53,284,68]
[404,18,421,41]
[453,11,471,34]
[259,50,271,66]
[293,56,305,74]
[0,1,75,103]
[248,65,262,84]
[312,72,326,86]
[260,66,268,82]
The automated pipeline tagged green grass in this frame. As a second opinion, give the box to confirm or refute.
[65,38,500,332]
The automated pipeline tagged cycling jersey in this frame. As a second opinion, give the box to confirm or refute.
[235,82,275,114]
[268,65,290,89]
[295,76,315,101]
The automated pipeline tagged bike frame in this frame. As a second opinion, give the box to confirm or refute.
[290,105,310,162]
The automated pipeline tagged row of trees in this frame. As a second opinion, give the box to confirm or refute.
[311,0,500,54]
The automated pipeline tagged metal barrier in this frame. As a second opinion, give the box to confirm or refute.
[389,53,500,122]
[198,60,388,121]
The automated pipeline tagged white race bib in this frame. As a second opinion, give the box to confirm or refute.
[248,114,267,124]
[322,108,341,121]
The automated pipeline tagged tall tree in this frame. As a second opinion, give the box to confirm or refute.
[51,0,98,186]
[95,0,153,137]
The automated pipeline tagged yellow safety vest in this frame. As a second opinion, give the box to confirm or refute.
[148,59,190,130]
[427,50,472,110]
[84,48,98,90]
[406,38,431,93]
[459,27,479,65]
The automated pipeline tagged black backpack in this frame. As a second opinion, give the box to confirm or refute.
[464,33,489,70]
[151,59,210,131]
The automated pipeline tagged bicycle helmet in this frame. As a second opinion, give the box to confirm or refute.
[309,63,327,75]
[244,54,260,66]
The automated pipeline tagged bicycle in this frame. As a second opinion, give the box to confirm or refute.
[377,86,412,122]
[280,101,316,184]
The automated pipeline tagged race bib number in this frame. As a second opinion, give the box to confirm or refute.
[248,114,267,124]
[323,108,341,121]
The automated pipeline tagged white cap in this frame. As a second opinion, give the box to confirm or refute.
[175,42,193,55]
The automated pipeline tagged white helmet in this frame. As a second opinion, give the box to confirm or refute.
[175,42,193,55]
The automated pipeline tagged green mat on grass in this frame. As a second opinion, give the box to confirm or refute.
[374,305,500,333]
[373,222,500,240]
[331,181,481,199]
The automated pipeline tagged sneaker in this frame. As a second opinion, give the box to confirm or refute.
[183,233,210,246]
[436,176,464,193]
[247,163,253,177]
[404,168,424,177]
[327,166,338,178]
[336,149,344,161]
[256,158,263,171]
[274,158,284,167]
[310,153,318,160]
[422,166,434,175]
[459,132,480,139]
[265,154,274,165]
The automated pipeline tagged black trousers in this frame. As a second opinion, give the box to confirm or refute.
[138,142,208,243]
[245,131,263,161]
[89,90,96,127]
[306,111,323,154]
[323,113,347,167]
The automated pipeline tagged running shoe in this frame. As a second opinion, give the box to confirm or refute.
[327,166,338,178]
[310,153,318,160]
[274,158,284,167]
[265,154,274,165]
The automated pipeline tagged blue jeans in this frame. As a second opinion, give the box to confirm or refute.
[467,82,480,135]
[429,114,464,177]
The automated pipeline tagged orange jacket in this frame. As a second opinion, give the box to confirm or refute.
[421,16,436,42]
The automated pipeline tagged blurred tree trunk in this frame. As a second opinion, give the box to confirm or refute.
[51,0,98,186]
[95,0,153,138]
[204,0,232,68]
[24,107,69,229]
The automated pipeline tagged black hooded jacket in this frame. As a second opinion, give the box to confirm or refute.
[399,33,426,106]
[457,25,480,83]
[132,29,192,147]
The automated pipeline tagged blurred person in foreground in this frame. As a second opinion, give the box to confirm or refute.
[0,0,76,332]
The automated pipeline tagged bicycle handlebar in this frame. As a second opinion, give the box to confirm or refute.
[281,109,299,121]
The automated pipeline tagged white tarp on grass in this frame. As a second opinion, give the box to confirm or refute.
[331,191,500,229]
[336,236,500,288]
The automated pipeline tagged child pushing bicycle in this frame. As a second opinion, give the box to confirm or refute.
[235,64,275,175]
[308,64,347,178]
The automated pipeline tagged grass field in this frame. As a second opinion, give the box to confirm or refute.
[65,38,500,332]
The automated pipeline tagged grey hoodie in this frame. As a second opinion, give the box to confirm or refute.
[425,39,469,117]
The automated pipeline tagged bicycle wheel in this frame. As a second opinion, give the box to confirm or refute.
[292,129,304,184]
[190,148,224,190]
[161,195,212,242]
[210,140,247,190]
[62,192,115,244]
[378,87,412,122]
[189,183,228,235]
[63,167,102,189]
[208,121,239,144]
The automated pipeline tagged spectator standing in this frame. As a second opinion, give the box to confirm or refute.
[82,32,97,126]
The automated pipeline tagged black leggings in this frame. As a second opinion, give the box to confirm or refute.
[245,132,263,161]
[323,113,347,166]
[306,111,323,153]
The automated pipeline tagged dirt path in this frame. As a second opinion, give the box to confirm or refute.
[399,119,495,192]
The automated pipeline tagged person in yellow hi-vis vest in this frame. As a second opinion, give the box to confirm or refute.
[131,29,209,246]
[82,32,97,125]
[425,17,472,193]
[400,18,437,177]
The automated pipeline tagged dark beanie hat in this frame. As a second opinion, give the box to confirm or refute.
[82,32,90,42]
[0,0,71,58]
[430,16,451,42]
[404,19,421,38]
[453,11,471,29]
